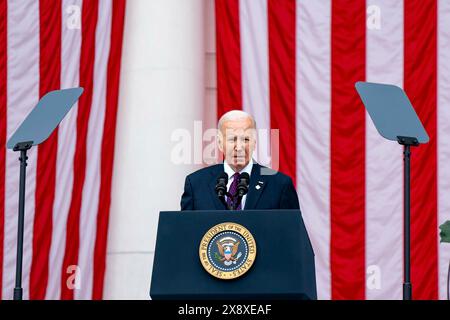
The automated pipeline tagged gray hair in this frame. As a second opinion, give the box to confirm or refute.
[217,110,257,132]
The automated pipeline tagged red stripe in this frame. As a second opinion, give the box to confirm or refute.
[29,0,61,300]
[330,0,366,300]
[60,0,98,300]
[0,0,7,300]
[268,0,296,183]
[404,0,438,300]
[92,0,126,300]
[215,0,242,118]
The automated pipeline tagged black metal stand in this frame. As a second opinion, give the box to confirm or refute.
[233,195,243,211]
[447,260,449,300]
[12,141,32,300]
[219,194,233,211]
[397,136,419,301]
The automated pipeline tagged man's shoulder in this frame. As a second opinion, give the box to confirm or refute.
[256,164,293,185]
[185,163,294,186]
[186,164,222,181]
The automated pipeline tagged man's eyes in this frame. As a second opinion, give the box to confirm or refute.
[227,137,250,142]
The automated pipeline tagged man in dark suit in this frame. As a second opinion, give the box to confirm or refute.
[181,110,300,211]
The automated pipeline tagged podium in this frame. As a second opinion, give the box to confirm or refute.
[150,210,317,300]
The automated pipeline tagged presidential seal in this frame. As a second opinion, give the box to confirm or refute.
[199,222,257,280]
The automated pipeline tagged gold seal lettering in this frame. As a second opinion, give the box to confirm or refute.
[199,222,257,280]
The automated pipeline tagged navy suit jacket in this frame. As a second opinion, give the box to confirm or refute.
[180,163,301,212]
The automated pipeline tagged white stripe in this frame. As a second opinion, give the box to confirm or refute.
[239,0,271,167]
[296,0,332,300]
[75,0,111,300]
[365,0,404,300]
[3,0,39,300]
[45,0,82,300]
[438,0,450,301]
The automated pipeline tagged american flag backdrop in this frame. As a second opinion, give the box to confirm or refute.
[215,0,450,299]
[1,0,450,301]
[0,0,125,300]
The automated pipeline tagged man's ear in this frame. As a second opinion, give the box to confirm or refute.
[249,128,257,151]
[217,131,224,153]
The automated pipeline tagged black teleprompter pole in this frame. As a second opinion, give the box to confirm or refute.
[12,141,32,301]
[398,136,419,301]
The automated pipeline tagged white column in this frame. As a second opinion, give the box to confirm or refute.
[104,0,205,299]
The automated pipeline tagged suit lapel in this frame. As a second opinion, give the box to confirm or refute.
[244,163,267,210]
[209,165,228,210]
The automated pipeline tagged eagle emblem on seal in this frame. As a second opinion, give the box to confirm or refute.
[215,236,242,266]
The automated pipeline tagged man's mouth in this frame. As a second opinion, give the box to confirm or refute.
[233,155,246,164]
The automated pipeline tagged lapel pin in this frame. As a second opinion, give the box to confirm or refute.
[255,185,261,190]
[258,181,264,185]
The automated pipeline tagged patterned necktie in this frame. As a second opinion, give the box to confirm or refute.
[227,172,241,210]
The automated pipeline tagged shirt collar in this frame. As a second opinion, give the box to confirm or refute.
[224,158,254,179]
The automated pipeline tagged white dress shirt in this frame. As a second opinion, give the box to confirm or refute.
[223,159,253,209]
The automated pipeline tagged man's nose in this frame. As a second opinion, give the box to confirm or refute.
[235,139,243,150]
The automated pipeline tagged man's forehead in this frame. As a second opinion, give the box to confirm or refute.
[221,118,253,129]
[221,127,255,135]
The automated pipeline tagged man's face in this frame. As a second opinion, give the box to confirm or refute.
[218,117,256,172]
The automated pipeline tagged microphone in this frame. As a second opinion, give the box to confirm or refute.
[233,172,250,210]
[215,172,228,199]
[237,172,250,198]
